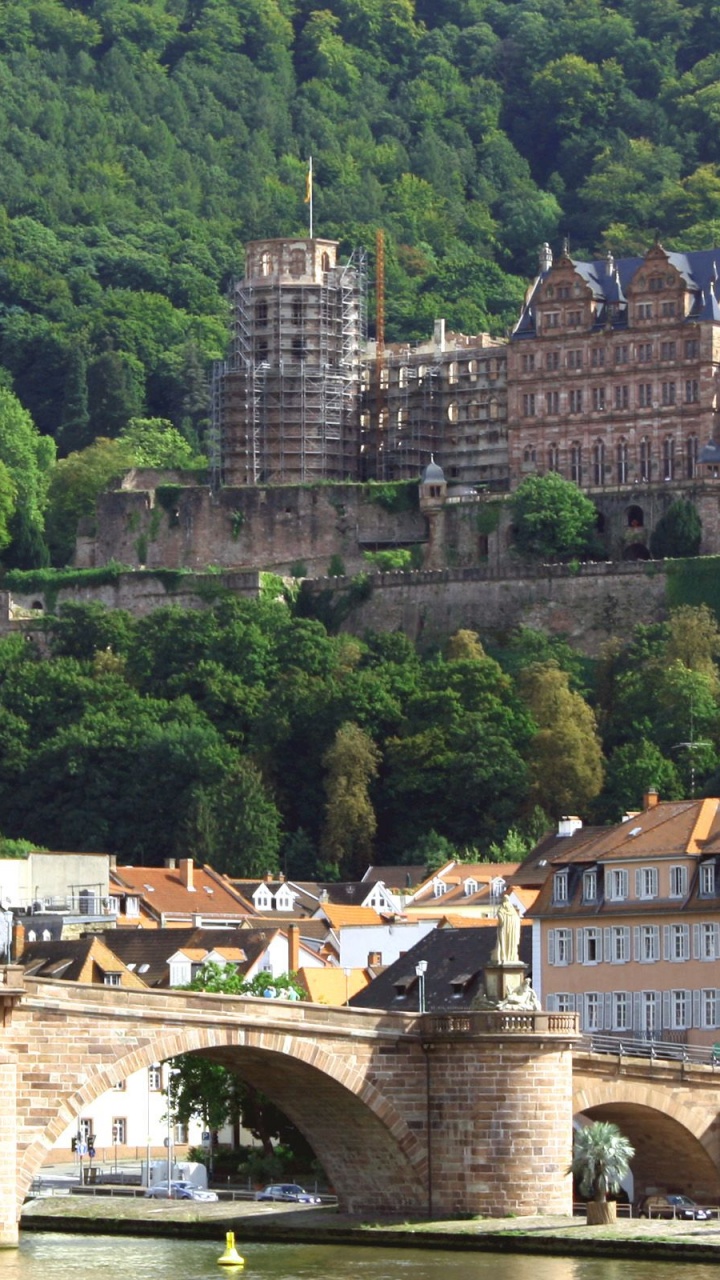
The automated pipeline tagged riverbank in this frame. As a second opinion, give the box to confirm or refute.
[20,1194,720,1264]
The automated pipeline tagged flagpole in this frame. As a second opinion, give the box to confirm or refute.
[308,156,313,239]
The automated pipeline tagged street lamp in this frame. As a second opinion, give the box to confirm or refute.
[166,1066,180,1199]
[415,960,427,1014]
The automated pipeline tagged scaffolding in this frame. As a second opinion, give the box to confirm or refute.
[217,244,367,487]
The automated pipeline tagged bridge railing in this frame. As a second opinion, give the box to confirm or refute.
[581,1032,720,1066]
[424,1011,579,1037]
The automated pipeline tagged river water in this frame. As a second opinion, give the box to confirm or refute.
[0,1235,718,1280]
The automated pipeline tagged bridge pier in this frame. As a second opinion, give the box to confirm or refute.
[0,1053,17,1246]
[421,1012,578,1217]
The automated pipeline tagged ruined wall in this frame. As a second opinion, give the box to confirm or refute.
[85,482,428,577]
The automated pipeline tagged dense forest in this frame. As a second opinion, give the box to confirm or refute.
[1,0,720,471]
[0,596,717,872]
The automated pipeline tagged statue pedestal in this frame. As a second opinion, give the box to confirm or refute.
[483,962,527,1005]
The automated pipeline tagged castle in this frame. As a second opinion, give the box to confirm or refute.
[79,235,720,579]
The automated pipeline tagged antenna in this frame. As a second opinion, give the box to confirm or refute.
[672,706,711,797]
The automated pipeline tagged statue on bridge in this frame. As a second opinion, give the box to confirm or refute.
[497,978,541,1011]
[496,893,521,965]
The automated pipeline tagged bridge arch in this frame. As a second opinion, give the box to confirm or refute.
[574,1078,720,1205]
[19,1024,427,1215]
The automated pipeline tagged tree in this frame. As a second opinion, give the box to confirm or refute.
[0,388,55,567]
[595,739,683,822]
[520,662,604,817]
[57,345,90,455]
[510,473,598,561]
[650,500,702,559]
[320,722,380,878]
[666,604,720,679]
[119,417,204,469]
[45,437,133,564]
[184,760,282,877]
[570,1121,634,1224]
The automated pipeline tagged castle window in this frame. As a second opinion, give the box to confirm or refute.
[627,504,644,527]
[663,435,675,480]
[639,438,651,481]
[687,434,699,477]
[661,381,676,406]
[570,442,582,484]
[637,342,653,362]
[569,389,583,413]
[546,390,559,414]
[660,340,676,361]
[615,344,629,365]
[649,275,664,292]
[592,439,605,486]
[546,351,560,370]
[488,397,498,420]
[637,302,653,320]
[661,300,676,317]
[685,338,699,359]
[321,252,331,272]
[592,387,606,411]
[398,365,408,389]
[567,349,582,369]
[638,383,652,408]
[448,362,458,384]
[448,402,459,422]
[255,300,268,328]
[260,252,271,276]
[522,393,535,417]
[567,309,582,326]
[523,445,536,466]
[616,438,628,484]
[545,311,560,329]
[547,443,559,471]
[291,297,303,326]
[522,353,535,372]
[615,385,629,410]
[591,347,605,367]
[685,379,699,403]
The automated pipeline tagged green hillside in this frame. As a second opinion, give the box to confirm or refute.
[2,0,720,447]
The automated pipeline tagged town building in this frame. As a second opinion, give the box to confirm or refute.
[531,795,720,1047]
[109,858,254,927]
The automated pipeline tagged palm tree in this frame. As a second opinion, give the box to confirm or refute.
[569,1120,634,1224]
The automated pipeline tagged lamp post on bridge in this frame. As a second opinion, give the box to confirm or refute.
[415,960,427,1014]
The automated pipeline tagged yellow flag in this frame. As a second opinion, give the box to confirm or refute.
[304,158,312,204]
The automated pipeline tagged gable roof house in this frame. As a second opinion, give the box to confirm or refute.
[109,859,255,927]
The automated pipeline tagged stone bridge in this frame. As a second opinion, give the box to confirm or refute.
[574,1050,720,1206]
[0,969,578,1245]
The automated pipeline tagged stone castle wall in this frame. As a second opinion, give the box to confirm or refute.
[302,561,669,656]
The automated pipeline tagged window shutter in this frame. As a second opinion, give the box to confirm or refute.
[603,927,612,959]
[623,926,630,961]
[693,923,701,960]
[595,930,603,963]
[548,930,556,965]
[693,989,702,1028]
[715,923,720,957]
[683,925,690,960]
[662,991,671,1033]
[633,926,641,961]
[635,868,642,897]
[663,924,670,960]
[567,931,573,964]
[576,929,585,964]
[546,994,556,1012]
[633,991,642,1032]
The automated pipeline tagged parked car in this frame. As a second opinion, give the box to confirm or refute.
[145,1180,218,1202]
[256,1183,322,1204]
[638,1194,711,1220]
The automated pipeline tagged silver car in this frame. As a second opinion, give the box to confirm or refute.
[145,1180,218,1201]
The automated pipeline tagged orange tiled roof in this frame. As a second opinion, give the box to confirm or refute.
[111,861,254,924]
[298,966,370,1005]
[319,904,384,927]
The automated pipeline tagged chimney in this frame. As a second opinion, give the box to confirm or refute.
[288,923,300,973]
[165,858,177,869]
[368,950,382,967]
[644,789,659,809]
[264,870,273,884]
[12,920,25,961]
[539,242,553,273]
[557,816,583,838]
[180,858,195,892]
[433,318,446,353]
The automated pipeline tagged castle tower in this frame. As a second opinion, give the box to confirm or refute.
[213,238,365,486]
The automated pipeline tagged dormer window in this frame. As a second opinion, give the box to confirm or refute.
[490,876,506,902]
[432,879,447,898]
[254,885,273,911]
[700,863,716,896]
[275,886,295,911]
[553,870,569,904]
[463,878,478,896]
[582,869,597,902]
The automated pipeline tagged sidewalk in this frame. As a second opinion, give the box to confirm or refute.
[20,1195,720,1264]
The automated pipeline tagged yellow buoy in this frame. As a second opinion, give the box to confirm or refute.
[217,1230,244,1267]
